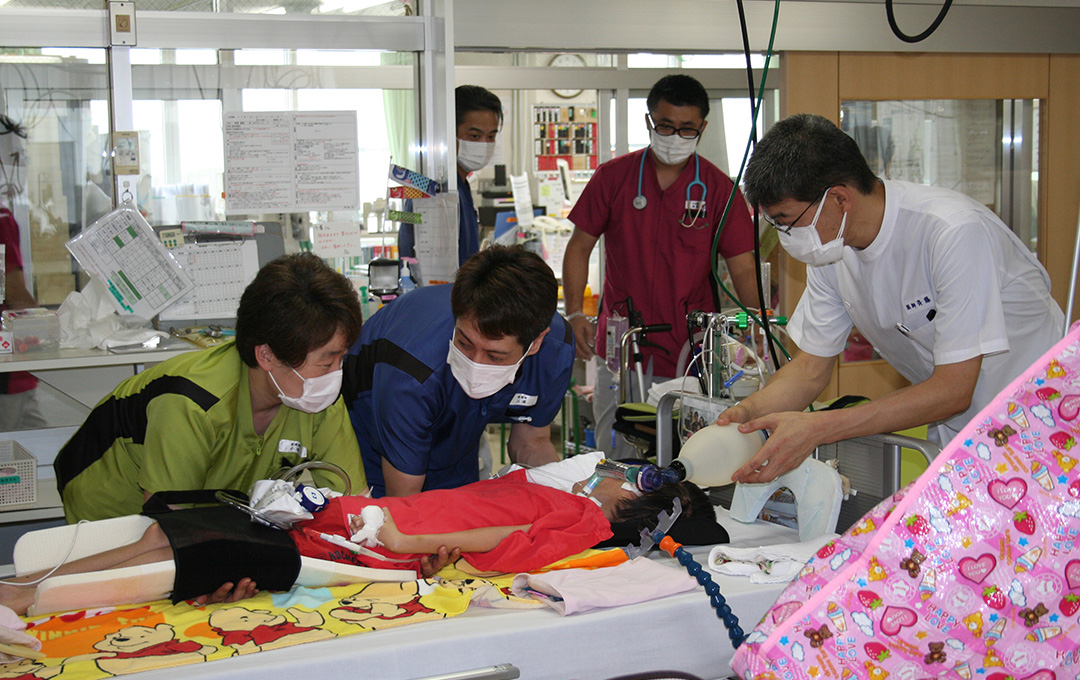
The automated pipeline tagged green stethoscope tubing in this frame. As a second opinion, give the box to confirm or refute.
[709,0,790,362]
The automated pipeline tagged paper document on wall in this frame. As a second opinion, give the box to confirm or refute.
[411,193,458,285]
[66,204,195,318]
[312,221,363,258]
[510,174,535,229]
[158,239,260,321]
[224,111,360,214]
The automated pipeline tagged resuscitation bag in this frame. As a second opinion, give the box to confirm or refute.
[732,326,1080,680]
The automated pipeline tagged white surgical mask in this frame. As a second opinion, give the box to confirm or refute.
[269,365,342,414]
[648,129,698,166]
[776,193,848,266]
[457,139,496,173]
[447,339,527,399]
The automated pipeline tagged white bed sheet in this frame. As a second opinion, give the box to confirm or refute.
[127,509,798,680]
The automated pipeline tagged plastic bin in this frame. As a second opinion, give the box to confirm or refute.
[0,440,37,506]
[1,307,60,353]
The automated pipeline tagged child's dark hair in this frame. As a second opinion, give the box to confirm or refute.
[604,481,727,547]
[613,481,713,525]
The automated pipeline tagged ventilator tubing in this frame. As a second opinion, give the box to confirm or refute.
[594,458,684,493]
[669,424,767,487]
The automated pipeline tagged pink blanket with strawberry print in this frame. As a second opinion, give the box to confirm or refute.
[732,326,1080,680]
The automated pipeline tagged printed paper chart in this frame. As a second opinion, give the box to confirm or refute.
[159,239,260,321]
[66,205,194,318]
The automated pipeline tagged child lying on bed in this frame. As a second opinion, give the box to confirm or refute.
[0,452,724,616]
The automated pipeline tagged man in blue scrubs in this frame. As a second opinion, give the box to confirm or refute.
[398,85,501,267]
[342,245,575,497]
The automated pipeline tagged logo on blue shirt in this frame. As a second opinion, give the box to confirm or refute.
[510,393,538,407]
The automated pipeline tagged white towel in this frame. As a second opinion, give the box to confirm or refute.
[511,558,697,615]
[707,534,838,584]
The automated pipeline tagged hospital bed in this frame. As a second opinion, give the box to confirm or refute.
[11,507,798,680]
[14,382,915,680]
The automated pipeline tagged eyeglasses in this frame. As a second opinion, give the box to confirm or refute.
[761,187,833,234]
[648,114,703,140]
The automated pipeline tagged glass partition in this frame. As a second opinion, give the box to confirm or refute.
[1,47,417,305]
[841,99,1039,252]
[1,50,108,431]
[1,49,111,306]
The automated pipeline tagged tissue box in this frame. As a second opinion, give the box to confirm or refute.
[0,441,37,507]
[1,307,60,353]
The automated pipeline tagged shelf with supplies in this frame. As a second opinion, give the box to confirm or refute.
[356,234,400,263]
[533,105,599,172]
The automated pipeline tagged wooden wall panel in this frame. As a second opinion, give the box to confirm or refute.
[778,52,842,400]
[838,53,1050,100]
[1045,55,1080,319]
[837,361,911,400]
[777,52,839,318]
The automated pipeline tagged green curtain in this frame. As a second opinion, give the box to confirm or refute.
[380,52,418,172]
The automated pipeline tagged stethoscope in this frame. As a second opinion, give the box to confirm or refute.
[633,148,708,229]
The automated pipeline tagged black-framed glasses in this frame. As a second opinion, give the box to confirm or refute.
[648,114,702,139]
[761,187,832,234]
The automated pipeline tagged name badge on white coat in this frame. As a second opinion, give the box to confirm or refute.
[278,439,309,459]
[510,393,538,407]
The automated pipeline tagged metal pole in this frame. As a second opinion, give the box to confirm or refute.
[1065,203,1080,334]
[407,664,521,680]
[572,381,581,455]
[619,325,643,404]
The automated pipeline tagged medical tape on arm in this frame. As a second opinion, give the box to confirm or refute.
[301,527,416,564]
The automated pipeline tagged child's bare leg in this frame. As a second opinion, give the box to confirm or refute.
[0,523,174,615]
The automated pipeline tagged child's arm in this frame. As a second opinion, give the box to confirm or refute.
[377,509,530,555]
